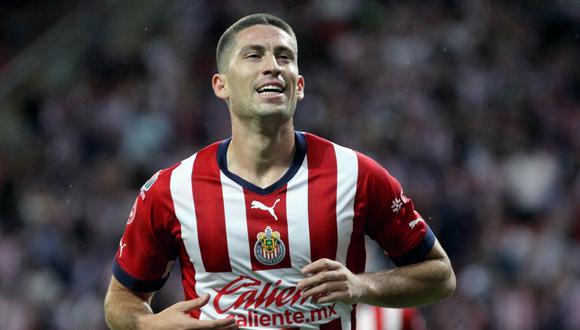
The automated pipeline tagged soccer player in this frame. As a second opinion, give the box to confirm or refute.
[104,13,455,330]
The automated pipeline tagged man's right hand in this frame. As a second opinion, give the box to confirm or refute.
[138,294,238,330]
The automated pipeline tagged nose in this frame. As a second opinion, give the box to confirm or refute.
[262,54,281,76]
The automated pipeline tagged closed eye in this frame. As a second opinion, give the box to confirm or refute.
[277,53,294,62]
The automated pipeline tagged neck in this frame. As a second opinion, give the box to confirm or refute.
[227,118,296,188]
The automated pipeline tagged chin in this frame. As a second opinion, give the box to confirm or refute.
[256,106,294,121]
[257,103,288,114]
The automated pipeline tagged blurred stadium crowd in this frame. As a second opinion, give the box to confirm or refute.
[0,0,578,329]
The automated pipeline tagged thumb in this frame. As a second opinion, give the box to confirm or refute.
[177,294,210,312]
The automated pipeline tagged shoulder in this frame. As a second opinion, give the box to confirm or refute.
[355,151,391,180]
[140,141,223,199]
[138,163,178,202]
[303,131,360,161]
[303,132,335,157]
[303,131,394,176]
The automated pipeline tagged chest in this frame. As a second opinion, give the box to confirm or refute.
[177,168,359,275]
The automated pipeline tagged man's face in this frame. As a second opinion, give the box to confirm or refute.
[213,24,304,122]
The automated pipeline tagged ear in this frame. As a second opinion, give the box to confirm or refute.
[296,75,305,101]
[212,73,229,100]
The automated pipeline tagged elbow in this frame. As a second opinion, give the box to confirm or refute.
[103,291,114,329]
[426,256,456,304]
[438,261,456,301]
[442,268,456,299]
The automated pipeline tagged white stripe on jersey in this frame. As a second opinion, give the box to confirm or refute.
[333,144,358,329]
[286,154,311,270]
[171,154,226,321]
[333,143,358,265]
[357,304,378,330]
[385,308,403,330]
[220,172,252,274]
[170,154,205,273]
[356,305,404,330]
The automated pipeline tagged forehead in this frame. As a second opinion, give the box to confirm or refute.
[233,24,297,52]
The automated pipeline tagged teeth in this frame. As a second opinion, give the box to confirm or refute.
[257,84,284,93]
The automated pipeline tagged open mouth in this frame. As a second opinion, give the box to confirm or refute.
[256,84,285,96]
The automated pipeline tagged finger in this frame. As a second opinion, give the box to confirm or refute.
[297,270,346,290]
[300,281,346,300]
[178,294,210,312]
[301,258,341,275]
[315,291,347,304]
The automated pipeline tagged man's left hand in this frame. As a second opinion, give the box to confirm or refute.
[297,258,367,305]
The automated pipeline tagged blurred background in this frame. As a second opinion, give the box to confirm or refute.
[0,0,578,329]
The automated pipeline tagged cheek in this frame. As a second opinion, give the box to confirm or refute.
[233,76,254,97]
[229,78,248,97]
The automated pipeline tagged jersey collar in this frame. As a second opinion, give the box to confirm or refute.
[217,131,306,195]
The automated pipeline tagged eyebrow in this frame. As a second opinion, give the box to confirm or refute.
[239,44,296,56]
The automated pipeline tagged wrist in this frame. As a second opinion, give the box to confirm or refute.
[355,273,378,304]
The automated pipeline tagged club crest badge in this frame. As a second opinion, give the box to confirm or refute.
[254,226,286,265]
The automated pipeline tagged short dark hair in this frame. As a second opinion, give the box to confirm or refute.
[216,13,297,73]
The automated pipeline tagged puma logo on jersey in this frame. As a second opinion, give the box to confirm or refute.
[251,199,281,221]
[409,218,425,229]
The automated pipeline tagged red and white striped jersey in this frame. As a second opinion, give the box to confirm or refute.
[113,132,435,330]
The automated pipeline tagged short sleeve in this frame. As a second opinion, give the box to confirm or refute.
[359,154,435,266]
[113,169,178,292]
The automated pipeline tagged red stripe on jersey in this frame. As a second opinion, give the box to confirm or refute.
[180,253,200,317]
[244,187,291,270]
[192,144,232,272]
[320,317,342,330]
[346,153,369,274]
[306,134,338,261]
[374,306,384,330]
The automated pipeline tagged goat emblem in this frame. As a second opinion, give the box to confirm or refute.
[254,226,286,265]
[251,199,281,221]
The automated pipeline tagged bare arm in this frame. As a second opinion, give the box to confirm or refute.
[104,276,238,330]
[297,239,455,307]
[357,240,455,307]
[104,277,154,330]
